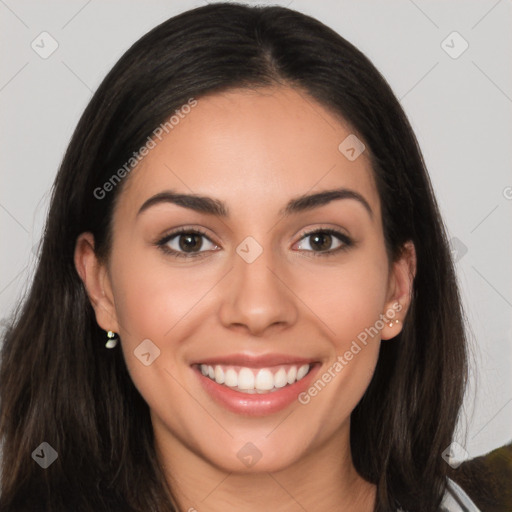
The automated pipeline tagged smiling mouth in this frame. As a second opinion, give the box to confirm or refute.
[195,363,312,394]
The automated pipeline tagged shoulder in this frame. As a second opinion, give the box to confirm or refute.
[439,478,481,511]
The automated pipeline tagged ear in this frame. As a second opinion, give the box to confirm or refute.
[380,240,416,340]
[74,232,120,333]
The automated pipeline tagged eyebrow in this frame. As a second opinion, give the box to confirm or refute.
[137,187,373,220]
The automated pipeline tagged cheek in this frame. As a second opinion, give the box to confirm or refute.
[107,246,204,423]
[295,248,388,407]
[295,257,387,431]
[109,244,217,342]
[300,251,390,345]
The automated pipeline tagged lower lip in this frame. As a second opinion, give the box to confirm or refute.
[193,364,320,416]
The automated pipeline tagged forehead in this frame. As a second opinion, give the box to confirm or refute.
[117,86,380,221]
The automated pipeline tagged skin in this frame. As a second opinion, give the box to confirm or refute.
[75,86,416,512]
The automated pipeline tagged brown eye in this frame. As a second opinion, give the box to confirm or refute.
[308,232,333,251]
[157,229,219,258]
[295,229,353,255]
[177,233,204,252]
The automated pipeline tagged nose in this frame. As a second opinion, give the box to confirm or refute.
[218,244,298,337]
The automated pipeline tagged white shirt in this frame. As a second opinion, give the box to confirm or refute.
[439,478,481,511]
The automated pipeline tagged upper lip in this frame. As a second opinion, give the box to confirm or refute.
[191,353,317,368]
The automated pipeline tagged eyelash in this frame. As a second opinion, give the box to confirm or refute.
[155,227,354,259]
[156,227,215,259]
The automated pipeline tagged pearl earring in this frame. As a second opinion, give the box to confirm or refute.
[105,330,119,349]
[388,319,400,328]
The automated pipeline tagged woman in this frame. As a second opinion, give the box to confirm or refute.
[0,3,482,511]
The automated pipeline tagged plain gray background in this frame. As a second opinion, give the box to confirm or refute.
[1,0,511,461]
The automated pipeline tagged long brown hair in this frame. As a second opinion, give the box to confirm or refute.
[0,3,468,511]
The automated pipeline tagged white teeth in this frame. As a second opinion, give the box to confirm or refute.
[238,368,255,390]
[199,363,311,393]
[297,364,309,380]
[274,368,288,388]
[286,366,297,384]
[214,365,225,384]
[225,368,238,387]
[255,369,274,390]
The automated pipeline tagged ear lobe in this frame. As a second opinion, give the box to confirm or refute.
[381,240,416,340]
[74,232,120,333]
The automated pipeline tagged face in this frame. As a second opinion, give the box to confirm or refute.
[76,86,414,475]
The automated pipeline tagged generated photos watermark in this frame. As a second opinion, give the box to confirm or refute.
[93,97,198,200]
[298,302,403,405]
